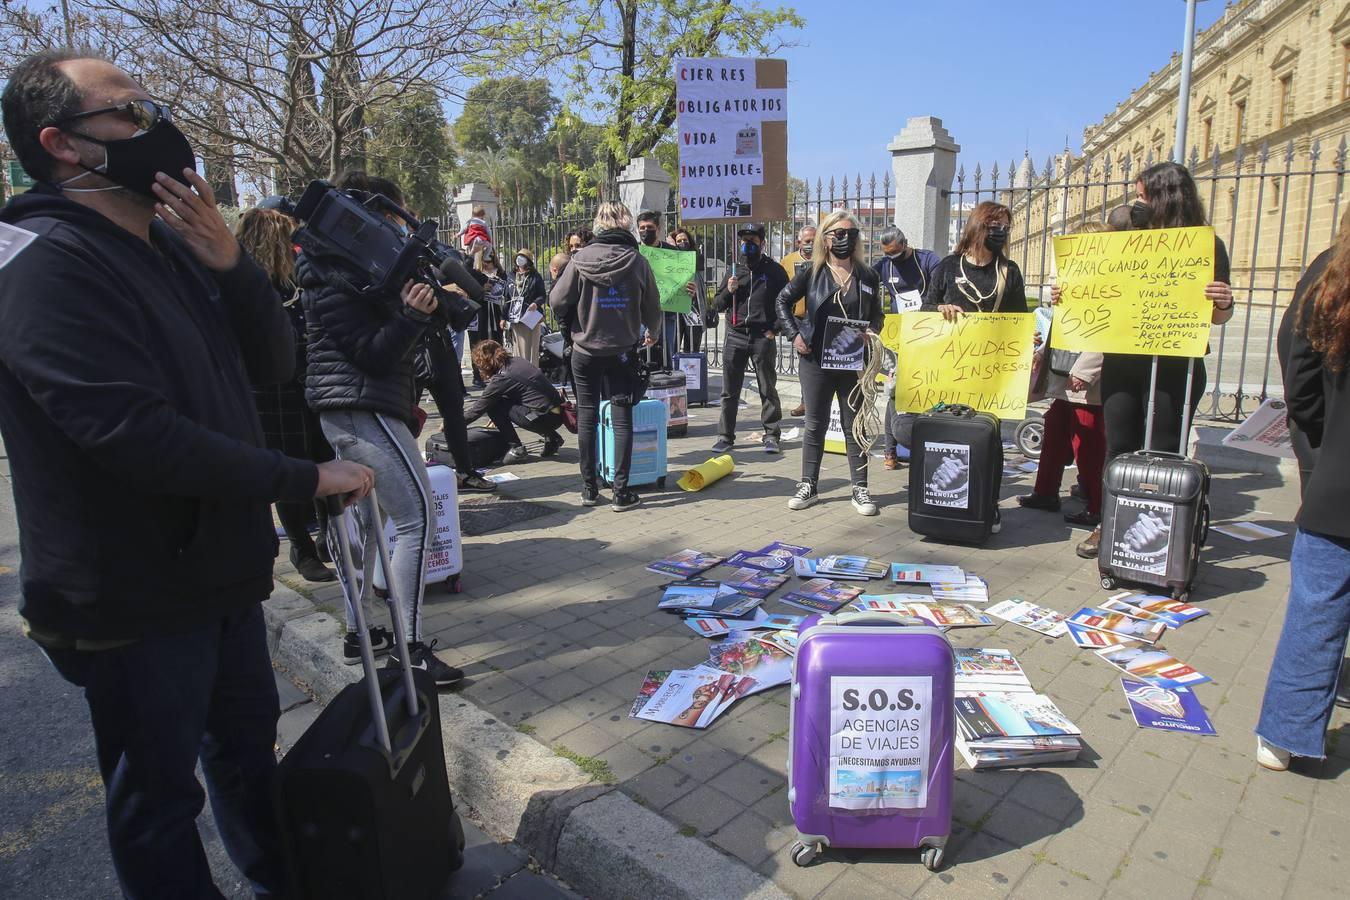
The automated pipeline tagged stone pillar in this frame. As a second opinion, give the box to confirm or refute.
[616,156,672,228]
[888,117,961,255]
[453,182,499,233]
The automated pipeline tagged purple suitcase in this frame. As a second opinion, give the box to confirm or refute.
[788,613,955,870]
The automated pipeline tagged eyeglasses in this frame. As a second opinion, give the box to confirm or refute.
[53,99,172,131]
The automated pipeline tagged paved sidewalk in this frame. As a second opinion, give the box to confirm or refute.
[275,393,1349,900]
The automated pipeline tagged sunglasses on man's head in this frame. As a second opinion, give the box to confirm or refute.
[53,99,172,132]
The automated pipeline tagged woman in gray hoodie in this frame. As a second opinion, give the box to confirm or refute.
[549,201,663,511]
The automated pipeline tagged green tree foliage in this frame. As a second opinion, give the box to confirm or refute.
[453,76,558,208]
[367,87,456,218]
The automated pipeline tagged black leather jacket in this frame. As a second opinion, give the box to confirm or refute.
[774,262,885,348]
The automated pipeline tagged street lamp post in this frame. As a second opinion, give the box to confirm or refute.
[1174,0,1200,161]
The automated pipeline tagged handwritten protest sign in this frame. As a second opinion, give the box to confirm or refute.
[639,244,697,313]
[884,312,1036,418]
[1050,226,1215,358]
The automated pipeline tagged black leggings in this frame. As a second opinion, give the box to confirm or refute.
[572,348,635,492]
[799,358,866,485]
[1100,354,1206,460]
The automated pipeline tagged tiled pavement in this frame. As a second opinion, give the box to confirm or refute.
[277,393,1350,900]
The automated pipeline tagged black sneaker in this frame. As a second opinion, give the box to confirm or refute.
[343,626,395,665]
[458,473,497,493]
[991,507,1003,534]
[851,484,878,516]
[788,480,818,510]
[503,444,531,465]
[390,639,463,688]
[291,546,336,583]
[711,437,734,453]
[542,432,564,457]
[581,485,602,507]
[763,437,781,455]
[611,489,642,512]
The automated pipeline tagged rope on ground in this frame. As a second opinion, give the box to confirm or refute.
[849,332,886,466]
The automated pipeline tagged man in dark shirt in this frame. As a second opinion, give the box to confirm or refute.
[710,223,789,454]
[0,52,370,897]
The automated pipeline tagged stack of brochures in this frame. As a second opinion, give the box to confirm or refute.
[953,648,1083,768]
[813,555,890,579]
[780,578,864,614]
[647,549,725,579]
[851,595,993,628]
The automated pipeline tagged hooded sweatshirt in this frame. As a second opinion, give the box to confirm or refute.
[0,186,318,642]
[548,228,663,355]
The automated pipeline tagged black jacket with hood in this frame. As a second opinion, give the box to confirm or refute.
[299,253,433,428]
[548,229,662,355]
[712,253,789,335]
[0,186,318,642]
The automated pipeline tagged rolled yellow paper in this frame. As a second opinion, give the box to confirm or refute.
[677,454,734,492]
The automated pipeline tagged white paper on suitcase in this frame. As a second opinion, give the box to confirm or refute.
[1109,497,1174,577]
[828,676,931,811]
[921,441,971,509]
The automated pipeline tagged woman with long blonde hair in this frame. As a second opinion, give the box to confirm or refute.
[774,210,885,515]
[235,207,337,584]
[1255,210,1350,771]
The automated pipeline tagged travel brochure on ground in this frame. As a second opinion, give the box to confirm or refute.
[634,546,1216,754]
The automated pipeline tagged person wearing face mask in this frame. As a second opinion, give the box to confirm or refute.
[923,201,1029,318]
[710,223,789,454]
[636,210,698,366]
[775,210,885,515]
[873,226,942,470]
[0,51,376,897]
[469,244,509,386]
[506,248,547,367]
[780,224,818,278]
[670,227,710,353]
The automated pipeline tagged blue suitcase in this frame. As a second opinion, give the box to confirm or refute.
[598,399,668,489]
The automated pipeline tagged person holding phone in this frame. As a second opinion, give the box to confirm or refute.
[774,210,885,516]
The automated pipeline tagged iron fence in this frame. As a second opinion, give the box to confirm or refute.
[949,139,1349,422]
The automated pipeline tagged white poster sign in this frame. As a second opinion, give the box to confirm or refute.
[1220,398,1296,459]
[829,676,932,811]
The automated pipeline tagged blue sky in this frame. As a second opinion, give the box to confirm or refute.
[778,0,1226,181]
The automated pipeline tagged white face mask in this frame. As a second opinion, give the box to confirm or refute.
[516,256,528,268]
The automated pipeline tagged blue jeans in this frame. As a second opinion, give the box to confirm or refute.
[43,604,285,898]
[1257,528,1350,758]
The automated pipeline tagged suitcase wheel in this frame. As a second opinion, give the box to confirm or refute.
[922,845,945,871]
[791,841,820,867]
[1173,588,1189,603]
[1014,416,1044,459]
[1100,574,1116,591]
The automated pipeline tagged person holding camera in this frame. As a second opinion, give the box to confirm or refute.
[507,248,547,367]
[711,223,789,455]
[774,210,885,516]
[549,201,662,511]
[465,340,566,462]
[301,172,461,687]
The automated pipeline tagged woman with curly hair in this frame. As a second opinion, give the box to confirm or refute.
[1255,209,1350,771]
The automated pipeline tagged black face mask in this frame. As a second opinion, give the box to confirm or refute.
[800,243,814,259]
[1130,199,1153,229]
[638,229,658,245]
[60,120,197,199]
[829,229,858,259]
[984,225,1009,254]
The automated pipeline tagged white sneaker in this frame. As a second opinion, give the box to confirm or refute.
[1256,736,1291,771]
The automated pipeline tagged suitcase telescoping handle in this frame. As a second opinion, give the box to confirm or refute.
[325,491,420,755]
[1142,355,1198,455]
[823,612,927,628]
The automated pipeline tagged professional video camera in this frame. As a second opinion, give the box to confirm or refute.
[291,180,480,332]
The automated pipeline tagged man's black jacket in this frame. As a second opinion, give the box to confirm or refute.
[0,186,318,642]
[712,255,788,335]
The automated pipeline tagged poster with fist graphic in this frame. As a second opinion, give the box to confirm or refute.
[1109,497,1174,577]
[922,441,970,509]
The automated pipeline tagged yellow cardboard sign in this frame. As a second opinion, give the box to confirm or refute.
[885,312,1037,418]
[1050,225,1214,357]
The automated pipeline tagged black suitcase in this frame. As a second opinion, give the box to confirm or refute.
[908,405,1002,544]
[276,493,465,900]
[426,427,508,470]
[1098,358,1211,601]
[672,351,709,406]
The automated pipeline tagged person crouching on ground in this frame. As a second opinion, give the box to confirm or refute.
[465,340,566,463]
[300,173,461,687]
[549,200,662,511]
[774,210,885,516]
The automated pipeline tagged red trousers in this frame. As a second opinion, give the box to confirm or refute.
[1034,399,1105,514]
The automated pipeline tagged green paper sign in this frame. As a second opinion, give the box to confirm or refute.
[639,244,697,313]
[7,160,36,194]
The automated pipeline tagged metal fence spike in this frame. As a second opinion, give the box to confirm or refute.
[1188,146,1200,169]
[1284,140,1296,163]
[1310,138,1322,164]
[1337,136,1348,169]
[1258,140,1270,163]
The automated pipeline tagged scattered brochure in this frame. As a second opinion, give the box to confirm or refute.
[706,632,794,693]
[483,472,520,483]
[725,542,810,573]
[955,692,1081,739]
[987,599,1069,638]
[684,608,771,637]
[953,648,1034,694]
[780,578,863,614]
[853,598,992,628]
[630,666,725,727]
[647,549,724,579]
[720,567,789,599]
[816,555,889,579]
[1066,621,1139,650]
[793,557,871,581]
[756,629,800,656]
[1107,592,1208,628]
[1095,645,1211,688]
[1121,679,1216,735]
[1068,607,1167,645]
[657,580,730,611]
[890,563,965,585]
[754,613,805,632]
[1211,521,1288,542]
[680,589,763,620]
[931,576,990,604]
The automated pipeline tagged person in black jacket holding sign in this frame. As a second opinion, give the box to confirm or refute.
[711,223,789,454]
[775,210,885,516]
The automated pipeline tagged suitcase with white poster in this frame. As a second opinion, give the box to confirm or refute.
[907,405,1002,543]
[787,613,955,870]
[671,351,709,406]
[344,462,464,593]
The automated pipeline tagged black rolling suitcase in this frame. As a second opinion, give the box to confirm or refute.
[276,492,465,900]
[672,351,709,406]
[908,405,1002,544]
[426,427,508,469]
[1098,358,1210,601]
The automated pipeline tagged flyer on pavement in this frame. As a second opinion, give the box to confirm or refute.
[890,563,966,585]
[1066,621,1140,650]
[986,599,1069,637]
[1095,645,1211,688]
[1121,679,1216,735]
[1106,592,1209,628]
[1068,607,1167,645]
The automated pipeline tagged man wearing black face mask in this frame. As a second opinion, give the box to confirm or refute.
[710,223,789,453]
[0,52,373,897]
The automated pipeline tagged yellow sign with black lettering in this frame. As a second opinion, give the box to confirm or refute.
[883,312,1036,418]
[1050,225,1214,358]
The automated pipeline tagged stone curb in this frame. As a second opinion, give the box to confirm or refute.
[263,584,789,900]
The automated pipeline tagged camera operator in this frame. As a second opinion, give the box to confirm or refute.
[0,51,372,897]
[301,172,463,687]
